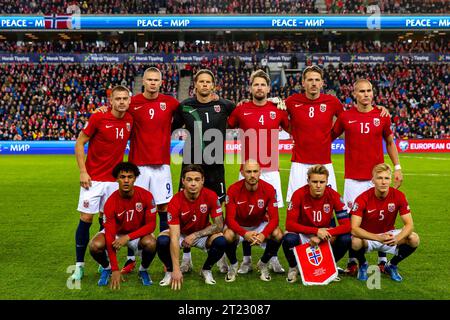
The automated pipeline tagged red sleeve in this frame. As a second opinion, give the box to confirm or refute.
[329,192,351,236]
[285,95,294,116]
[331,114,344,141]
[227,107,239,128]
[333,97,345,117]
[209,193,223,219]
[398,191,411,216]
[170,96,180,112]
[167,196,180,225]
[279,110,290,132]
[104,198,119,272]
[261,187,279,238]
[286,191,318,235]
[82,112,99,137]
[351,195,367,218]
[382,116,393,139]
[128,193,157,240]
[225,188,248,237]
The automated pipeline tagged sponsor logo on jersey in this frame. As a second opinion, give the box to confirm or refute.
[160,102,166,111]
[388,203,396,212]
[134,106,143,110]
[83,200,89,208]
[306,246,323,266]
[258,199,264,209]
[323,204,330,213]
[200,204,207,213]
[320,104,327,112]
[270,111,276,119]
[105,125,113,128]
[214,105,221,113]
[374,118,380,127]
[126,122,131,132]
[136,202,143,212]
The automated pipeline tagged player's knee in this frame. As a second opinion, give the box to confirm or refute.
[272,227,283,242]
[223,229,235,243]
[351,236,363,250]
[408,232,420,248]
[282,233,299,248]
[211,236,227,251]
[89,239,105,253]
[80,213,94,223]
[156,235,170,251]
[141,236,156,251]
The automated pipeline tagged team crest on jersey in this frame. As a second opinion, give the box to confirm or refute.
[388,203,396,212]
[136,202,143,212]
[306,246,323,266]
[214,105,221,113]
[160,102,166,111]
[83,200,89,208]
[323,204,331,214]
[373,118,380,127]
[200,204,208,213]
[126,122,131,132]
[270,111,276,119]
[320,104,327,112]
[258,199,265,209]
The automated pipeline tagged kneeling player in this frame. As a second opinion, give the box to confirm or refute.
[282,165,351,283]
[89,162,158,289]
[156,164,226,289]
[351,163,419,282]
[223,160,283,282]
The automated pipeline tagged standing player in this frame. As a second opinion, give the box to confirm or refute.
[351,164,419,282]
[331,79,403,273]
[71,85,133,281]
[89,162,158,289]
[284,66,390,200]
[227,69,289,274]
[223,160,283,282]
[120,67,180,273]
[156,164,226,289]
[282,165,351,283]
[172,69,235,273]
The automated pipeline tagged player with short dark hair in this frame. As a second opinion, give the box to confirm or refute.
[332,79,403,274]
[282,165,351,283]
[71,85,133,281]
[223,160,283,282]
[156,164,226,289]
[89,161,158,289]
[351,164,419,282]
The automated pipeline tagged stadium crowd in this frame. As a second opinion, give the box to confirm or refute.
[1,0,448,14]
[0,63,179,140]
[1,38,448,54]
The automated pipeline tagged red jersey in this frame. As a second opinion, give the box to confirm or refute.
[104,186,157,271]
[167,187,222,235]
[82,111,132,182]
[351,187,411,234]
[225,179,279,238]
[286,93,344,164]
[128,93,179,165]
[332,107,393,180]
[227,101,289,170]
[286,185,350,236]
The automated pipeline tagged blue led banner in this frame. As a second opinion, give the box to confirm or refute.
[0,15,448,30]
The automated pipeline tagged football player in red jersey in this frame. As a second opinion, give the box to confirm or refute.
[282,165,351,283]
[156,164,226,290]
[222,160,283,283]
[71,86,133,281]
[89,162,158,289]
[332,79,403,273]
[351,164,419,282]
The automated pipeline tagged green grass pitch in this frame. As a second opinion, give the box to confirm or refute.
[0,153,449,300]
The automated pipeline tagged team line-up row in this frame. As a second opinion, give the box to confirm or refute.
[70,66,419,289]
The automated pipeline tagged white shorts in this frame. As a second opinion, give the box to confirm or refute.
[99,229,141,253]
[77,181,118,214]
[226,221,269,249]
[343,179,374,210]
[180,234,208,252]
[239,170,284,208]
[135,165,173,205]
[365,229,402,255]
[286,162,337,202]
